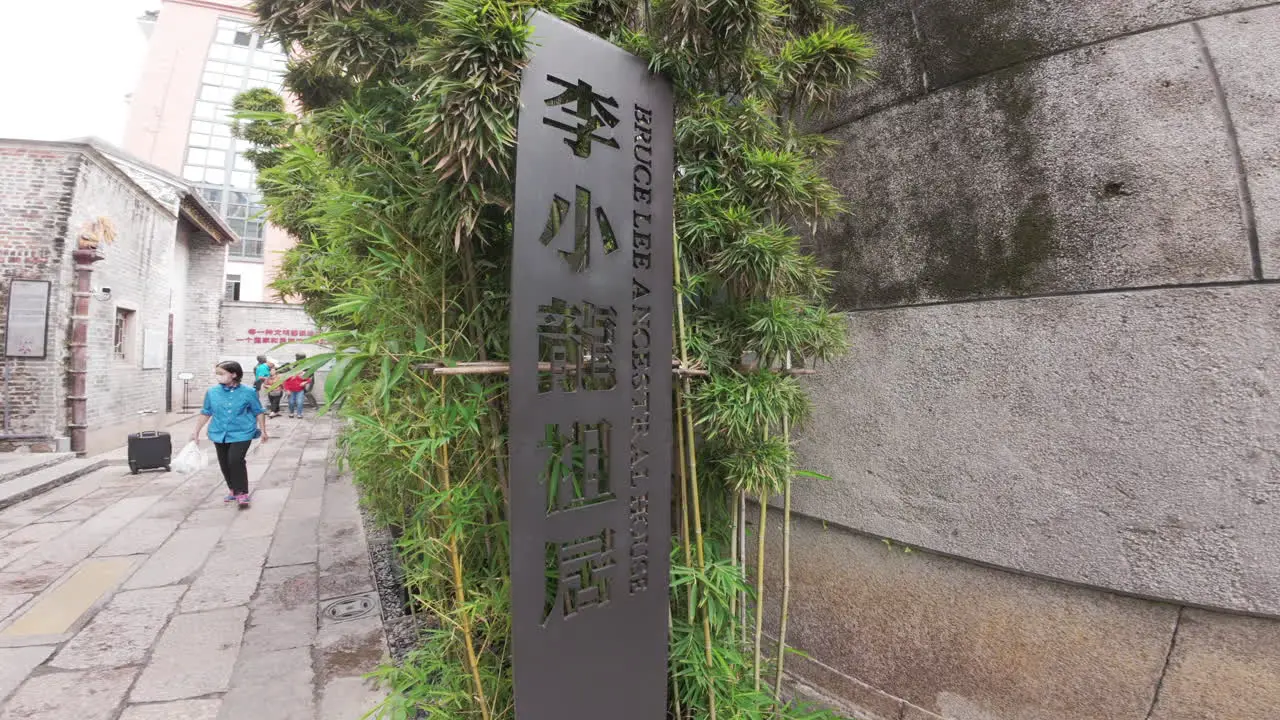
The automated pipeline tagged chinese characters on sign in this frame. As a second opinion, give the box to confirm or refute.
[509,13,675,720]
[239,328,312,345]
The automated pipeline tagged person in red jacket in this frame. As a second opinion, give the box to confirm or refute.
[283,371,310,418]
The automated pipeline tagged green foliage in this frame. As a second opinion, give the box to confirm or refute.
[235,0,874,717]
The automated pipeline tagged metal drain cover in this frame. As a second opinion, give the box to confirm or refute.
[321,592,378,623]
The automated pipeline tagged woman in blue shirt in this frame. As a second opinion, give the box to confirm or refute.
[190,361,270,508]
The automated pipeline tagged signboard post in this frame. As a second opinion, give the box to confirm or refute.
[509,12,675,720]
[4,280,51,359]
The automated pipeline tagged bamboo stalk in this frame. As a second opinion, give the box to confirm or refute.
[674,227,716,720]
[675,385,695,625]
[739,491,747,645]
[729,491,738,635]
[752,494,769,692]
[413,360,813,378]
[773,352,795,708]
[436,282,490,720]
[440,409,491,720]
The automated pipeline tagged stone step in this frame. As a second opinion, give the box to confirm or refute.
[0,453,76,485]
[0,458,109,511]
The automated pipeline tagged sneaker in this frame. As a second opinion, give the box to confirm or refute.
[236,493,251,508]
[223,494,236,503]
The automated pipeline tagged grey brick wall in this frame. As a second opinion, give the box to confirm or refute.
[76,155,177,434]
[180,224,227,404]
[0,145,81,448]
[1,140,231,453]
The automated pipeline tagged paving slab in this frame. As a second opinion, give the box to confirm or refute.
[123,526,224,590]
[218,646,315,720]
[225,487,290,540]
[0,522,80,571]
[181,536,271,612]
[130,606,249,702]
[0,566,68,597]
[0,596,31,626]
[0,557,137,638]
[119,699,222,720]
[95,518,181,557]
[318,479,374,600]
[268,515,320,568]
[5,496,161,572]
[241,564,318,655]
[315,609,387,713]
[0,667,136,720]
[51,585,187,670]
[0,474,108,530]
[0,646,54,706]
[0,458,109,512]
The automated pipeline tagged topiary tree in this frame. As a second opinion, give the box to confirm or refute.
[236,1,874,717]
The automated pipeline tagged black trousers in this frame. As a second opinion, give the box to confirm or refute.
[214,440,252,495]
[268,393,282,413]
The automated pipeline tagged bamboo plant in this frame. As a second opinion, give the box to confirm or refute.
[234,0,873,717]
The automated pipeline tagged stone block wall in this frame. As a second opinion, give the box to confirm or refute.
[0,145,81,448]
[780,3,1280,719]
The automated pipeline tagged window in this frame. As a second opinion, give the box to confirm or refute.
[225,274,242,301]
[182,17,287,250]
[114,309,135,360]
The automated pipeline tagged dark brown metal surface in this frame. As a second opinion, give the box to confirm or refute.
[509,12,675,720]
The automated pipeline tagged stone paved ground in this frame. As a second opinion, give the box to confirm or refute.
[0,416,387,720]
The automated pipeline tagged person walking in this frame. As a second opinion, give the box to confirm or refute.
[191,361,269,508]
[265,364,284,418]
[253,355,271,395]
[284,369,309,419]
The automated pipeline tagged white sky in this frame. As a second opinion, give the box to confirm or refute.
[0,1,160,144]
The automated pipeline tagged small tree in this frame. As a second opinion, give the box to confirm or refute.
[237,1,873,717]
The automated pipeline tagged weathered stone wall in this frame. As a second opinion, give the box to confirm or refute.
[77,155,178,440]
[783,2,1280,718]
[0,144,81,448]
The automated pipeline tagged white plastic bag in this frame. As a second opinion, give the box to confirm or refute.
[173,441,208,475]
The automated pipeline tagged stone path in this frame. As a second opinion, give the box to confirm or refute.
[0,416,387,720]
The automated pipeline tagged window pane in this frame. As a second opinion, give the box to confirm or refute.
[231,171,253,188]
[234,30,251,46]
[212,123,231,137]
[234,154,252,171]
[229,47,249,64]
[231,191,251,206]
[216,28,236,44]
[187,148,207,166]
[188,133,210,148]
[183,166,203,181]
[210,45,229,61]
[200,84,219,101]
[207,61,227,74]
[205,168,226,185]
[210,135,231,150]
[194,101,215,119]
[191,121,212,134]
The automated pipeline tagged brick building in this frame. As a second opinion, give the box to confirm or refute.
[0,137,235,455]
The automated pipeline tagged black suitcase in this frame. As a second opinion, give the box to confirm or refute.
[128,431,172,474]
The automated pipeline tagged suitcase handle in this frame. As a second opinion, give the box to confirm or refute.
[138,431,160,438]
